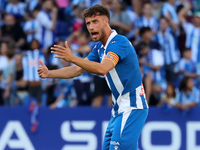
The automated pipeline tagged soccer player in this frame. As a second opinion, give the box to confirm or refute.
[38,4,148,150]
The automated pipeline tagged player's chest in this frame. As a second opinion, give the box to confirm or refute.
[98,48,106,62]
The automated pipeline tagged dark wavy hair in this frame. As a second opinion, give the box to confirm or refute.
[83,4,110,21]
[179,76,192,92]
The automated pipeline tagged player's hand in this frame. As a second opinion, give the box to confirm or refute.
[38,59,49,78]
[51,41,74,62]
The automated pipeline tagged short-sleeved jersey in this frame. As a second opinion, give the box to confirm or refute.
[87,30,148,116]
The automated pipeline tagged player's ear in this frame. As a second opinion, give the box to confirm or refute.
[105,17,109,24]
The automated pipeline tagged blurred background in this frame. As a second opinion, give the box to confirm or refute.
[0,0,200,150]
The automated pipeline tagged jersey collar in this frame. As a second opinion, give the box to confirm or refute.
[102,30,117,50]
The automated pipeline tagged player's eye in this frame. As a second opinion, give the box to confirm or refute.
[93,20,98,23]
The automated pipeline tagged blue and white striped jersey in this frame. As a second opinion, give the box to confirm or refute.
[87,30,148,116]
[183,22,200,63]
[5,2,25,17]
[174,58,198,87]
[157,31,180,65]
[36,11,56,49]
[23,20,40,43]
[136,15,158,32]
[146,49,166,90]
[176,87,199,105]
[22,49,45,81]
[162,2,179,24]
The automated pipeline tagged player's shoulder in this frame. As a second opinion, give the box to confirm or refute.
[111,34,129,45]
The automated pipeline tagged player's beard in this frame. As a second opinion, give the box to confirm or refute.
[93,27,106,42]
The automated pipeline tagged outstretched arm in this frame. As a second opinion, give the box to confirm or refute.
[37,59,85,79]
[51,41,118,76]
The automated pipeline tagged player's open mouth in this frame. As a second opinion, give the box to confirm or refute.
[91,32,99,39]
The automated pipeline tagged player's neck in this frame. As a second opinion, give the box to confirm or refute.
[101,28,113,46]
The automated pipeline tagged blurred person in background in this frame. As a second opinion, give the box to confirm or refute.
[45,65,59,106]
[156,17,180,84]
[22,39,45,106]
[32,0,57,50]
[159,83,177,108]
[0,41,9,105]
[136,42,152,104]
[136,41,166,106]
[45,40,62,68]
[176,76,199,111]
[135,2,159,37]
[174,48,200,88]
[48,60,77,109]
[1,42,17,106]
[178,2,200,66]
[25,0,40,13]
[66,31,93,106]
[138,27,160,51]
[5,0,25,20]
[110,0,132,35]
[72,4,87,32]
[23,12,40,44]
[15,52,28,104]
[162,0,179,32]
[0,14,26,49]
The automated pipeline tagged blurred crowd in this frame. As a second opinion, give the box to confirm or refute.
[0,0,200,112]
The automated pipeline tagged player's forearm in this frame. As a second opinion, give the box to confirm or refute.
[71,56,108,76]
[48,66,84,79]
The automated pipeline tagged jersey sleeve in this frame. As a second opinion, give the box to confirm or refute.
[87,45,100,62]
[106,38,128,61]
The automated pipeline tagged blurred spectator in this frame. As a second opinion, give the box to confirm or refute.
[135,2,158,36]
[0,14,26,49]
[110,0,132,35]
[45,65,59,106]
[15,52,28,103]
[23,12,40,44]
[136,41,166,105]
[132,0,144,16]
[72,4,86,32]
[0,42,17,106]
[156,17,180,83]
[67,31,93,106]
[33,0,58,49]
[176,76,199,110]
[162,0,179,32]
[174,48,199,87]
[5,0,25,20]
[139,63,152,104]
[138,27,160,50]
[22,39,45,105]
[178,2,200,64]
[48,60,77,108]
[25,0,40,12]
[159,83,177,108]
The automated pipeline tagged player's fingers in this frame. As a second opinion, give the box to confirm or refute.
[38,69,43,74]
[65,41,69,49]
[39,59,45,66]
[54,55,64,59]
[51,50,64,56]
[51,47,65,53]
[53,45,66,51]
